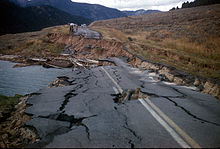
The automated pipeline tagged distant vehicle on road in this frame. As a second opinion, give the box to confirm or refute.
[81,24,87,27]
[69,23,78,33]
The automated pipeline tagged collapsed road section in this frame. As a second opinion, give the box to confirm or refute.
[24,57,220,148]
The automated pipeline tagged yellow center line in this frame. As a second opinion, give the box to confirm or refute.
[143,97,201,148]
[101,66,201,148]
[139,98,190,148]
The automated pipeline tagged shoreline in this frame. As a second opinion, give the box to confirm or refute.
[0,53,80,68]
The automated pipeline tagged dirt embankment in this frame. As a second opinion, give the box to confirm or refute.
[131,55,220,100]
[89,4,220,99]
[1,30,219,99]
[46,32,220,99]
[46,33,133,60]
[0,95,39,148]
[0,27,219,147]
[0,31,135,68]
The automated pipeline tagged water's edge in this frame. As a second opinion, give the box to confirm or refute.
[0,60,71,96]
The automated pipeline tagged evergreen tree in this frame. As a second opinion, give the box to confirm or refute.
[182,0,220,9]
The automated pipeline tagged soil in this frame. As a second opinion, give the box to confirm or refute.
[46,33,134,60]
[1,31,219,99]
[0,32,135,69]
[0,95,39,148]
[0,25,219,148]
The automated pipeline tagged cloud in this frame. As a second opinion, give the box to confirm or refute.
[71,0,194,11]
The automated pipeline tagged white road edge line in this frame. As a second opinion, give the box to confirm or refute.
[113,87,120,94]
[143,97,201,148]
[139,98,190,148]
[101,66,200,148]
[101,67,123,93]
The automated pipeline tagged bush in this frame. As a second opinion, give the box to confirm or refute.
[128,37,133,41]
[0,94,22,111]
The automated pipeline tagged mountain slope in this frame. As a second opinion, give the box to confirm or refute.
[0,0,91,35]
[10,0,127,21]
[123,9,160,16]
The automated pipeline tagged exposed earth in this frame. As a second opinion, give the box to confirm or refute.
[7,57,220,148]
[0,25,219,99]
[0,95,39,148]
[0,13,220,147]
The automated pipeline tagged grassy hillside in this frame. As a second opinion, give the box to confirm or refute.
[0,25,69,57]
[90,4,220,81]
[123,9,161,16]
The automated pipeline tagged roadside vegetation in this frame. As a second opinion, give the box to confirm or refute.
[0,94,37,148]
[0,25,69,58]
[90,4,220,80]
[0,4,219,81]
[0,94,22,113]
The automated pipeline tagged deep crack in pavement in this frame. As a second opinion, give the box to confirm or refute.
[24,57,220,148]
[163,97,220,126]
[59,92,78,112]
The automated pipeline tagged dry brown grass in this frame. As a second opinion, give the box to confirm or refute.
[90,4,220,80]
[0,25,69,58]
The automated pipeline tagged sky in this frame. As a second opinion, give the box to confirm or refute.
[71,0,194,11]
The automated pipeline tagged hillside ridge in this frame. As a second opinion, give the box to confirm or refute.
[10,0,127,21]
[0,0,91,35]
[90,4,220,81]
[123,9,161,16]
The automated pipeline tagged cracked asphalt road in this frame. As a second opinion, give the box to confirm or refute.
[73,26,101,39]
[25,57,220,148]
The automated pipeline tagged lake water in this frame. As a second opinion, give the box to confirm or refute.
[0,60,71,96]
